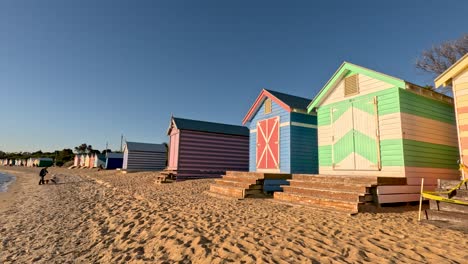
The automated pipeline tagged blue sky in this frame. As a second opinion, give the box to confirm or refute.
[1,0,467,152]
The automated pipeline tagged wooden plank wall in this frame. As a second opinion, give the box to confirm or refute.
[248,99,290,173]
[453,68,468,165]
[123,150,166,171]
[176,130,249,180]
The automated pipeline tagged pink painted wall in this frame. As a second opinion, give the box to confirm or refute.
[168,129,180,170]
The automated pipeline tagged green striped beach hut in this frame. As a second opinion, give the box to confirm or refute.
[308,62,460,203]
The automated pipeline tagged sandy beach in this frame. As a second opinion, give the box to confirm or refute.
[0,167,466,263]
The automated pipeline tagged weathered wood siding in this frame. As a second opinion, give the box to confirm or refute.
[176,130,249,179]
[123,149,166,171]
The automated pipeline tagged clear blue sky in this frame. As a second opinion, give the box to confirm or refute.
[1,0,467,152]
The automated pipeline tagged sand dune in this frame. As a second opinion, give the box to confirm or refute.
[0,167,466,263]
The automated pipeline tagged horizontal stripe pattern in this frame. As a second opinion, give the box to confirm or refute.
[178,130,249,174]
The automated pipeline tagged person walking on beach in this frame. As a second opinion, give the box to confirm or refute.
[38,167,48,185]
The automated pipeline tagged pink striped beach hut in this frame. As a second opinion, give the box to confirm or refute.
[166,116,249,180]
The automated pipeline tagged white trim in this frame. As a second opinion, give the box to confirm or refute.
[250,129,257,133]
[279,122,290,127]
[290,122,317,129]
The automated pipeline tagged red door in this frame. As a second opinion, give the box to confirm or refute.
[256,116,280,170]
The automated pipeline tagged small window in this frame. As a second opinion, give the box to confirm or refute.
[264,98,272,114]
[344,74,359,96]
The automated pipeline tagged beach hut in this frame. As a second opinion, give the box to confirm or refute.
[94,154,106,168]
[304,61,459,203]
[242,89,318,174]
[36,158,53,167]
[88,154,95,168]
[123,141,167,171]
[74,155,80,167]
[79,154,87,167]
[435,53,468,179]
[105,153,124,169]
[166,116,249,180]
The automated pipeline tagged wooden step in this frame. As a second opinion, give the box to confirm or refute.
[429,200,468,214]
[274,192,359,214]
[282,186,370,202]
[225,171,292,180]
[209,184,245,199]
[291,174,378,185]
[288,180,369,193]
[439,179,467,189]
[221,175,261,184]
[434,189,468,200]
[425,209,468,224]
[214,179,255,189]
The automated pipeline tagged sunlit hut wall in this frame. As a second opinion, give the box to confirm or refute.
[166,116,249,180]
[88,154,95,168]
[435,53,468,179]
[243,89,318,174]
[308,62,459,203]
[123,141,167,172]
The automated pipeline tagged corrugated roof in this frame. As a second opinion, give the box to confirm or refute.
[172,117,249,136]
[264,89,311,110]
[125,141,166,152]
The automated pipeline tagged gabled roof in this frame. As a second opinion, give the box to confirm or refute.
[307,62,406,112]
[169,117,248,136]
[242,89,312,124]
[125,141,166,153]
[435,53,468,87]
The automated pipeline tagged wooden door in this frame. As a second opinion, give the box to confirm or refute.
[332,97,380,171]
[256,116,280,170]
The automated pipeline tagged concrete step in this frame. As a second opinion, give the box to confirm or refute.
[282,186,370,203]
[425,209,468,224]
[439,179,467,190]
[221,175,261,184]
[429,200,468,214]
[274,192,359,214]
[291,174,378,185]
[214,179,256,189]
[288,180,369,193]
[209,184,245,199]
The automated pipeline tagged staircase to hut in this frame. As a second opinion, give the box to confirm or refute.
[424,179,468,231]
[274,174,406,214]
[209,171,291,199]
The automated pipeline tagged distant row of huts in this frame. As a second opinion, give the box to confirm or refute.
[0,157,54,167]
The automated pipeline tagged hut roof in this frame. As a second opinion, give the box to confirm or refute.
[435,53,468,87]
[125,141,166,153]
[308,61,453,111]
[106,153,124,159]
[170,117,248,136]
[242,89,312,124]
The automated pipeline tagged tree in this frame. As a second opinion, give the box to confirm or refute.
[415,34,468,93]
[74,143,88,154]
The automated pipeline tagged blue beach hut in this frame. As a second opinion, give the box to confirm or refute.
[242,89,318,174]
